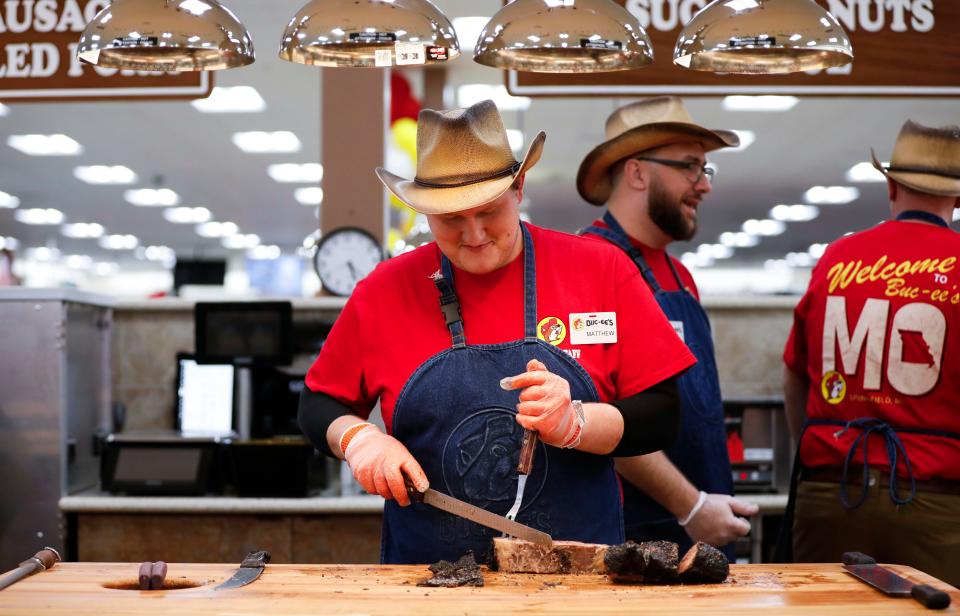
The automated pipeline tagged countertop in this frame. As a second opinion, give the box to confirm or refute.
[0,562,955,615]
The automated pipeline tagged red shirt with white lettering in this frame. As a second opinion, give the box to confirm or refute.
[588,219,700,299]
[307,224,695,433]
[783,220,960,480]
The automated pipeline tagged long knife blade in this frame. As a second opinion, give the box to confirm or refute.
[410,486,553,548]
[213,550,271,591]
[841,552,951,610]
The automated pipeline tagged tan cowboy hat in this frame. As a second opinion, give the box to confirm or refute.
[375,100,545,215]
[871,120,960,197]
[577,96,740,206]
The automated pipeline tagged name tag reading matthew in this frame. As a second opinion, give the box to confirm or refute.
[569,312,618,345]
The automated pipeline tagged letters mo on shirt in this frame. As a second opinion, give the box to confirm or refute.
[821,255,956,398]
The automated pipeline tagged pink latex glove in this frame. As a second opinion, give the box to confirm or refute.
[502,359,581,447]
[343,426,429,506]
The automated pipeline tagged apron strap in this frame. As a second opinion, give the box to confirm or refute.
[521,223,538,340]
[435,257,466,348]
[581,212,663,293]
[663,250,689,292]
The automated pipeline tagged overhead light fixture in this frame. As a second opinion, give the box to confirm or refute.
[0,190,20,208]
[742,218,786,236]
[27,247,61,262]
[191,86,266,113]
[74,165,138,185]
[808,242,828,259]
[294,187,324,205]
[770,204,819,222]
[845,161,887,183]
[722,95,799,112]
[474,0,654,73]
[786,251,815,267]
[8,134,83,156]
[248,245,281,260]
[100,234,139,250]
[233,131,302,154]
[15,208,64,225]
[0,237,19,250]
[62,223,106,239]
[278,0,459,68]
[196,221,238,238]
[125,188,180,207]
[141,245,176,263]
[719,231,759,248]
[77,0,255,71]
[804,185,859,205]
[674,0,853,74]
[222,233,260,249]
[268,163,323,183]
[65,255,94,270]
[163,206,212,223]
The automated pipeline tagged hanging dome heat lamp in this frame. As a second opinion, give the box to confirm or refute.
[474,0,654,73]
[278,0,459,68]
[673,0,853,74]
[77,0,255,71]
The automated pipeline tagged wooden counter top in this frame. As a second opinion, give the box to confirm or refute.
[0,562,955,615]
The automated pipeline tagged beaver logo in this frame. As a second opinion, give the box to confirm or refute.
[537,316,566,346]
[571,317,585,331]
[821,371,847,405]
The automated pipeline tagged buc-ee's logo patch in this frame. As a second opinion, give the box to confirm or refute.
[537,316,566,346]
[821,371,847,405]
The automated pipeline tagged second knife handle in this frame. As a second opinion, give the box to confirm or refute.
[517,430,538,475]
[912,584,951,610]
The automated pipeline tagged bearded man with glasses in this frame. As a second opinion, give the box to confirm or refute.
[577,97,758,560]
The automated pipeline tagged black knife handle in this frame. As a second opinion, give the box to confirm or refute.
[517,430,538,475]
[404,479,426,503]
[241,551,271,568]
[912,584,951,610]
[842,552,876,565]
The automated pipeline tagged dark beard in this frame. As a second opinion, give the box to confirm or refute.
[648,179,696,241]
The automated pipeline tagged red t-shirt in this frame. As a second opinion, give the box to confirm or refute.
[588,219,700,298]
[783,220,960,481]
[307,224,696,433]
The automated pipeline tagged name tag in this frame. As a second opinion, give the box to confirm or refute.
[569,312,618,345]
[670,320,685,342]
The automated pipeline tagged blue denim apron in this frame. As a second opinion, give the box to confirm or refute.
[382,223,624,564]
[583,212,734,558]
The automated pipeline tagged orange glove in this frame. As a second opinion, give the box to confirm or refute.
[502,359,584,448]
[342,426,429,506]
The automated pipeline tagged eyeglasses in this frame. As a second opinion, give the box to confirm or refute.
[632,156,715,185]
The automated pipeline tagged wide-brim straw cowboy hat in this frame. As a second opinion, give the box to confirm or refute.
[577,96,740,206]
[871,120,960,197]
[376,100,545,215]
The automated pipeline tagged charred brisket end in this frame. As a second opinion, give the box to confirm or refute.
[492,537,607,574]
[678,542,729,584]
[417,552,484,587]
[639,541,679,583]
[603,541,646,584]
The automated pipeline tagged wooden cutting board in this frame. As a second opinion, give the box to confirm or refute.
[0,563,956,615]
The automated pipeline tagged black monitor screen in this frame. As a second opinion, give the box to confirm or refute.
[194,301,293,365]
[174,259,226,290]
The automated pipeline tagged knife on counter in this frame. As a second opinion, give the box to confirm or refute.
[0,547,60,591]
[842,552,951,610]
[214,550,271,591]
[406,481,553,548]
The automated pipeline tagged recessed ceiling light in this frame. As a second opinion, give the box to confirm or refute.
[125,188,180,207]
[804,185,860,205]
[742,218,786,236]
[0,237,19,250]
[248,245,281,260]
[15,208,64,225]
[697,243,734,260]
[267,163,323,183]
[142,245,175,263]
[8,134,83,156]
[27,247,61,261]
[222,233,260,249]
[62,222,105,239]
[191,86,266,113]
[458,84,531,111]
[65,255,94,270]
[719,231,759,247]
[99,234,139,250]
[786,251,815,267]
[722,96,799,112]
[73,165,138,185]
[294,186,324,205]
[0,190,20,208]
[196,221,239,238]
[681,252,714,268]
[808,243,829,259]
[845,162,887,183]
[232,131,302,154]
[163,206,211,224]
[770,204,820,222]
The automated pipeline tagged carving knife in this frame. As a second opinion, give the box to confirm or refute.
[406,482,553,548]
[0,547,61,591]
[842,552,951,610]
[499,376,538,528]
[213,551,271,591]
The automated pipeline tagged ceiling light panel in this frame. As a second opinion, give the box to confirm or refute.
[27,247,60,261]
[804,185,860,204]
[163,206,212,224]
[248,245,281,260]
[142,245,176,263]
[73,165,138,185]
[742,218,786,236]
[294,187,324,205]
[268,163,323,183]
[0,190,20,208]
[233,131,302,153]
[770,204,820,222]
[8,134,83,156]
[0,237,19,250]
[62,223,106,239]
[222,233,260,249]
[15,208,64,225]
[125,188,180,207]
[99,234,139,250]
[845,162,887,183]
[191,86,266,113]
[722,96,799,112]
[65,255,94,270]
[196,221,239,237]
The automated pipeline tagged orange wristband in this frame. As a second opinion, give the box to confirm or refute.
[339,422,375,456]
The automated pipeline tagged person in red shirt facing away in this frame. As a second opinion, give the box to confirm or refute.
[298,100,696,565]
[577,97,758,560]
[782,120,960,586]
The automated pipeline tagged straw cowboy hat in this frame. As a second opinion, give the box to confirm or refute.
[871,120,960,197]
[376,100,545,215]
[577,96,739,206]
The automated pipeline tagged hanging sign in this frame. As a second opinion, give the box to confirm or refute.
[0,0,211,102]
[508,0,960,97]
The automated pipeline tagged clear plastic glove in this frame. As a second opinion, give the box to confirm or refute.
[501,359,581,447]
[343,426,429,507]
[682,493,759,546]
